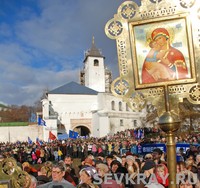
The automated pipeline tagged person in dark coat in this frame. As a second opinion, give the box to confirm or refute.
[36,166,50,185]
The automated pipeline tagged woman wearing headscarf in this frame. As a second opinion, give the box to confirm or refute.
[79,166,99,188]
[155,163,169,188]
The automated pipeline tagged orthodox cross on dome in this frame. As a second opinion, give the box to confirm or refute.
[85,36,104,58]
[92,36,95,44]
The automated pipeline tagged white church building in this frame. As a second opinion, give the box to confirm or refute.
[41,39,146,141]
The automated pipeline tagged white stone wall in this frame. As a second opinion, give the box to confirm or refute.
[98,115,110,137]
[91,112,99,137]
[0,124,43,143]
[96,92,146,135]
[46,94,97,136]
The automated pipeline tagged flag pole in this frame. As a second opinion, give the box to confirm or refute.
[49,126,52,142]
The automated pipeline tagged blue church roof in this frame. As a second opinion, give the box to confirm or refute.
[48,81,98,95]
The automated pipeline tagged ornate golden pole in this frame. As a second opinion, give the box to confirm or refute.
[158,86,181,188]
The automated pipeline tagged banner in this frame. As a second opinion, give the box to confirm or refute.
[176,143,190,153]
[57,133,68,140]
[137,143,166,154]
[135,143,198,154]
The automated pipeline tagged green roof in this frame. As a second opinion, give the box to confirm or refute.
[0,103,8,108]
[0,122,28,127]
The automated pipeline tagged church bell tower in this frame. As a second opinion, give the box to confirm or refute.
[80,37,110,92]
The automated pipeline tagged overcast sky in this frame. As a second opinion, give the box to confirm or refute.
[0,0,141,106]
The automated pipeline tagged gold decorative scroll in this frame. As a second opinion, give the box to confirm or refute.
[0,158,31,188]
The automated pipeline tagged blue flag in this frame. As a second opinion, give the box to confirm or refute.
[28,137,33,144]
[38,117,46,126]
[137,129,143,139]
[29,113,37,122]
[69,130,74,138]
[74,131,79,139]
[69,130,79,139]
[36,137,43,146]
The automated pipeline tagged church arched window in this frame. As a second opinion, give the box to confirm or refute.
[111,101,115,110]
[120,119,123,126]
[133,120,137,127]
[126,103,129,111]
[119,102,122,111]
[94,59,99,66]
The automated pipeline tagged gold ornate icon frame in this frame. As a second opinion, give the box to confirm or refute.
[129,13,196,88]
[0,180,11,188]
[105,0,200,115]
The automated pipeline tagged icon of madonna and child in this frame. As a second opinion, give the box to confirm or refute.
[141,27,189,84]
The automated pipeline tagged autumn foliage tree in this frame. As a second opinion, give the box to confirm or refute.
[0,104,42,123]
[0,90,45,123]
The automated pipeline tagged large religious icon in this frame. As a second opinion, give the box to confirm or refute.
[142,27,188,83]
[129,14,196,88]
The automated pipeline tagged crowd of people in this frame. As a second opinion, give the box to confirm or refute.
[0,128,199,188]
